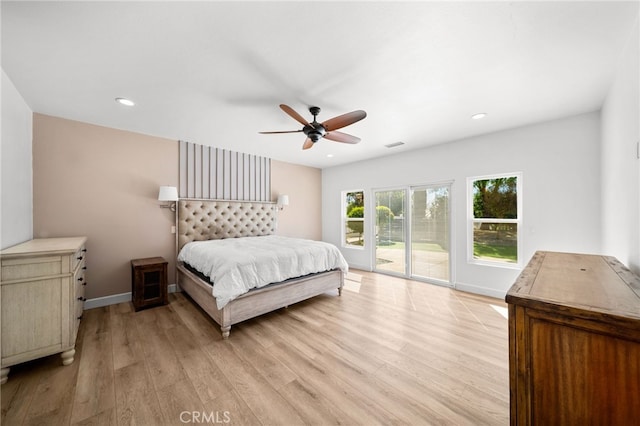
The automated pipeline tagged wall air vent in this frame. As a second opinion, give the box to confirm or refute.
[384,142,405,148]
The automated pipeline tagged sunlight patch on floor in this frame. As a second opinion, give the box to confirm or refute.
[346,272,362,283]
[343,272,362,293]
[491,304,508,319]
[343,281,361,293]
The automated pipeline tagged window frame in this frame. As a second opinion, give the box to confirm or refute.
[467,172,522,268]
[342,189,366,249]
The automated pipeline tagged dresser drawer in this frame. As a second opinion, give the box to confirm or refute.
[75,296,84,323]
[74,266,86,304]
[1,256,63,281]
[1,278,64,360]
[72,246,87,272]
[73,258,86,341]
[74,264,86,292]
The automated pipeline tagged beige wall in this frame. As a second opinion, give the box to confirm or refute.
[33,114,179,299]
[271,160,322,240]
[33,114,323,300]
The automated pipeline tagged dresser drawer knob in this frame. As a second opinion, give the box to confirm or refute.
[82,249,87,253]
[77,256,84,261]
[77,315,83,320]
[83,266,87,270]
[78,277,83,282]
[77,296,86,301]
[83,282,87,286]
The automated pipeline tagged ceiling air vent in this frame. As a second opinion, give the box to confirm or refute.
[384,142,405,148]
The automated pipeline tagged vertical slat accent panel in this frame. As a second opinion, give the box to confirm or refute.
[194,144,202,198]
[230,151,238,200]
[216,148,224,198]
[249,156,256,200]
[202,145,210,198]
[179,141,271,201]
[187,142,196,198]
[237,153,244,201]
[243,154,251,201]
[257,156,262,201]
[179,141,188,197]
[209,148,216,199]
[265,158,271,202]
[224,149,232,199]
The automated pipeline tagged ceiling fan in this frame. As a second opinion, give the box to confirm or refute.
[260,104,367,150]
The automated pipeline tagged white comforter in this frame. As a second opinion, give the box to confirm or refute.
[178,235,348,309]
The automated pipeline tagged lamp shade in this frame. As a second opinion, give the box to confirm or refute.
[158,186,178,201]
[277,195,289,207]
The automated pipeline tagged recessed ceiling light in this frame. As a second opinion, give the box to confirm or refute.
[471,113,487,120]
[327,154,334,158]
[115,97,135,106]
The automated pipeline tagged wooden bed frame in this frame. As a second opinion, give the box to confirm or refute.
[175,199,344,339]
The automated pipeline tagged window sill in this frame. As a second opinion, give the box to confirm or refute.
[469,259,522,270]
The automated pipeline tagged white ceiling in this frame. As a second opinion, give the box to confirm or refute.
[2,1,638,168]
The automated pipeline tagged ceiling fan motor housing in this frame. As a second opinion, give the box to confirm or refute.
[305,106,325,142]
[304,124,326,142]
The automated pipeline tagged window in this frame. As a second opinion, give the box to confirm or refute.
[343,190,365,247]
[468,174,521,265]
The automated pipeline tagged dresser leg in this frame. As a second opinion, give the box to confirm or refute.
[61,348,76,366]
[1,367,9,384]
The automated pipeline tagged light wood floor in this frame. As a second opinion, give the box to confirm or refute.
[1,270,510,425]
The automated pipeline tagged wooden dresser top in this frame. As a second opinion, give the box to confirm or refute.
[506,251,640,321]
[1,237,87,257]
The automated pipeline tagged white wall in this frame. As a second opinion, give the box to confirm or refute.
[322,112,601,298]
[601,14,640,274]
[1,69,33,249]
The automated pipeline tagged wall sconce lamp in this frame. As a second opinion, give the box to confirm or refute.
[158,186,178,212]
[277,194,289,211]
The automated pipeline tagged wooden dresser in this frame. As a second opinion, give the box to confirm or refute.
[506,251,640,425]
[1,237,87,384]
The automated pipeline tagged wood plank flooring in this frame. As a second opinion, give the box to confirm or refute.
[1,270,510,425]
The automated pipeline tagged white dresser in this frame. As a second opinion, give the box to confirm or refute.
[0,237,87,384]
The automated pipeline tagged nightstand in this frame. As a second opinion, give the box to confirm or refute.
[131,257,168,311]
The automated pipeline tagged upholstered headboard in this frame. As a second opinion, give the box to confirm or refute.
[177,199,278,251]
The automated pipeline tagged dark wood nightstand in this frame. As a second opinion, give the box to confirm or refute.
[131,257,168,311]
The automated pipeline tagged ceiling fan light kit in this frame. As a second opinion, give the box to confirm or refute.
[260,104,367,150]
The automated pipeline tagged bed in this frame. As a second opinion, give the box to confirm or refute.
[175,199,347,338]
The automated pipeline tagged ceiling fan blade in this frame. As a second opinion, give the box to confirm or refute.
[302,138,314,150]
[280,104,311,127]
[322,110,366,131]
[258,130,303,134]
[324,131,361,144]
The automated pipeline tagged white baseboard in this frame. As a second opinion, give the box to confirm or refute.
[84,284,179,310]
[454,281,506,300]
[347,263,372,272]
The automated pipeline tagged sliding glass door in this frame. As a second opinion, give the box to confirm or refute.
[375,189,406,275]
[410,185,450,283]
[374,183,451,284]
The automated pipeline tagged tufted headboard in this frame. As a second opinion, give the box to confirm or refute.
[177,199,278,252]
